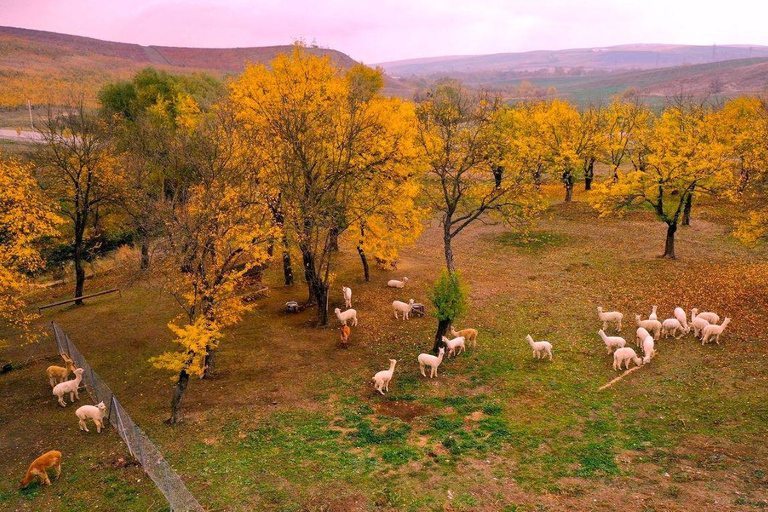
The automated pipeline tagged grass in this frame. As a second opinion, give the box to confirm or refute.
[3,184,768,510]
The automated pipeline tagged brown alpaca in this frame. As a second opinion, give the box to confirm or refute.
[20,451,62,489]
[46,353,75,388]
[340,325,351,348]
[450,326,478,348]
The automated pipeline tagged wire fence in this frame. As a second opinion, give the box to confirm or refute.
[51,322,204,512]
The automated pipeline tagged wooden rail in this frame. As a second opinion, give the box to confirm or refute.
[38,288,120,312]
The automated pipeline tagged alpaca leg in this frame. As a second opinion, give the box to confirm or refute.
[58,396,66,407]
[617,320,622,331]
[41,471,51,486]
[54,463,61,479]
[79,418,88,432]
[420,364,426,377]
[96,419,103,433]
[603,321,608,331]
[49,377,56,388]
[715,333,721,345]
[548,349,553,361]
[394,311,398,319]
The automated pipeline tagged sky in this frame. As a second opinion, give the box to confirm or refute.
[2,0,768,63]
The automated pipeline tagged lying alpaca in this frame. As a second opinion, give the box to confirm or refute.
[76,401,107,433]
[372,359,397,395]
[387,277,409,288]
[19,450,62,489]
[450,325,478,348]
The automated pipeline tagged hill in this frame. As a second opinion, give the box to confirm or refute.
[0,26,414,110]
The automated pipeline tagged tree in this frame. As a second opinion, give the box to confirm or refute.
[149,106,274,424]
[415,80,544,273]
[35,101,118,304]
[0,154,60,341]
[591,99,730,258]
[602,95,652,182]
[231,46,417,324]
[429,270,468,353]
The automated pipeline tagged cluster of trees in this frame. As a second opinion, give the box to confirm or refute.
[4,46,768,422]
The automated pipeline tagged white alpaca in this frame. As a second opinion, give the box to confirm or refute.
[342,286,352,309]
[649,305,658,321]
[690,310,710,339]
[691,308,719,325]
[76,401,107,433]
[674,307,690,333]
[661,318,685,339]
[387,277,409,288]
[392,299,415,320]
[597,307,623,331]
[635,327,651,347]
[441,335,466,358]
[613,347,642,371]
[372,359,397,395]
[418,347,445,378]
[701,318,731,346]
[641,335,655,364]
[598,329,626,354]
[334,308,358,326]
[526,334,553,361]
[52,368,84,407]
[635,315,661,340]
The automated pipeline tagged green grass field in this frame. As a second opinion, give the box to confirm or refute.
[2,185,768,511]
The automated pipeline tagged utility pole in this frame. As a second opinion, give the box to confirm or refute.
[27,99,33,129]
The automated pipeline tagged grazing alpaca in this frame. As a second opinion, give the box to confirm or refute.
[597,307,623,331]
[613,347,642,371]
[46,353,76,388]
[342,286,352,308]
[526,334,553,361]
[76,401,107,433]
[418,347,445,378]
[661,318,685,339]
[674,307,690,333]
[441,335,466,358]
[19,451,62,489]
[450,325,478,348]
[340,325,351,348]
[52,368,84,407]
[691,308,719,325]
[372,359,397,395]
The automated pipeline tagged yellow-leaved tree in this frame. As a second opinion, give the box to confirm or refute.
[0,153,60,343]
[149,104,275,425]
[231,46,418,325]
[591,98,730,258]
[601,94,653,181]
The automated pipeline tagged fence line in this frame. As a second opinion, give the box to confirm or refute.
[51,322,203,512]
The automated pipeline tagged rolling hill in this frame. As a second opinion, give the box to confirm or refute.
[0,26,414,110]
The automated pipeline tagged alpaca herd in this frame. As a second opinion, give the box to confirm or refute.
[598,305,731,372]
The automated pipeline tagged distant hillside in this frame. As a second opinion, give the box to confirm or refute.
[0,26,414,109]
[377,44,768,76]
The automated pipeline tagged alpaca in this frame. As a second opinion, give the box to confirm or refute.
[661,318,685,339]
[342,286,352,309]
[76,402,107,433]
[441,335,466,358]
[526,334,553,361]
[418,347,445,378]
[392,299,415,320]
[641,335,655,364]
[690,311,710,339]
[649,305,658,321]
[52,368,84,407]
[598,329,626,354]
[635,315,662,340]
[674,307,690,333]
[334,308,358,327]
[613,347,642,371]
[450,326,478,348]
[340,325,351,348]
[701,318,731,345]
[387,277,409,288]
[19,451,62,489]
[597,307,623,331]
[635,327,651,347]
[372,359,397,395]
[691,308,719,325]
[46,353,75,388]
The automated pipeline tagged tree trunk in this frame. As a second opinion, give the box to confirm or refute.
[166,369,190,425]
[443,223,456,273]
[682,193,693,227]
[301,247,330,325]
[282,248,294,286]
[563,169,574,202]
[663,223,677,259]
[73,229,86,305]
[202,349,217,379]
[357,245,370,281]
[329,226,339,252]
[432,318,452,354]
[584,157,595,191]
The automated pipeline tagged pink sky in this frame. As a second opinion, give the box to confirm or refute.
[2,0,768,63]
